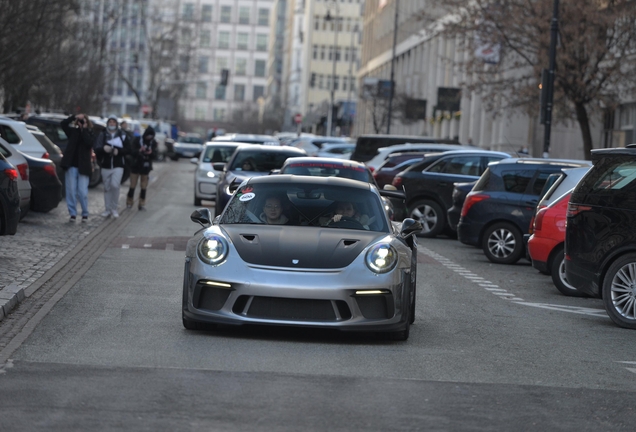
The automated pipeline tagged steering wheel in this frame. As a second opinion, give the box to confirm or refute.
[327,216,365,230]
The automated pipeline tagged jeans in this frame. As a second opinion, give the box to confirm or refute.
[65,167,89,217]
[102,167,124,213]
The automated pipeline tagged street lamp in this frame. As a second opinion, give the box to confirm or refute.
[325,3,340,137]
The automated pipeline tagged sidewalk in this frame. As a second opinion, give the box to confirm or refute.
[0,165,167,320]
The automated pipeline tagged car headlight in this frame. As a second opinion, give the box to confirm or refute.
[197,234,229,265]
[365,244,398,274]
[198,169,215,178]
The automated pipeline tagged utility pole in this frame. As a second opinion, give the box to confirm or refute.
[325,2,340,137]
[543,0,559,158]
[386,0,399,134]
[346,25,358,137]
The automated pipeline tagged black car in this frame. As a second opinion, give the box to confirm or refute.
[565,147,636,329]
[350,134,459,163]
[25,114,70,151]
[19,151,63,213]
[0,150,20,235]
[214,146,307,217]
[372,151,430,189]
[458,158,591,264]
[393,150,510,237]
[447,181,477,231]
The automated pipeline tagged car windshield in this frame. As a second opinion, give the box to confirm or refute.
[220,182,389,232]
[202,145,237,163]
[229,150,299,172]
[281,162,372,183]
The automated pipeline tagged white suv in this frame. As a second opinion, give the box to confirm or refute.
[0,117,48,159]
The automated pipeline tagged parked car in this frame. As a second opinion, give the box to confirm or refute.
[565,147,636,329]
[350,134,460,164]
[458,158,592,264]
[289,136,353,156]
[191,142,244,205]
[0,117,48,159]
[0,138,31,218]
[0,149,20,235]
[316,142,356,159]
[447,181,477,231]
[26,125,64,185]
[212,134,280,145]
[214,146,307,217]
[25,113,70,151]
[19,151,63,213]
[183,175,422,340]
[372,152,430,189]
[364,143,466,172]
[393,150,510,237]
[170,134,204,160]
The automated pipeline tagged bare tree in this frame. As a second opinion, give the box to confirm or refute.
[431,0,636,158]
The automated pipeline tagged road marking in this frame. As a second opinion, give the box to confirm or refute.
[418,246,607,318]
[122,244,129,249]
[615,362,636,374]
[143,244,152,248]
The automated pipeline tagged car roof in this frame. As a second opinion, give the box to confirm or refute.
[429,149,511,157]
[492,157,592,167]
[234,145,305,154]
[591,147,636,160]
[282,156,367,169]
[245,173,373,190]
[203,142,242,148]
[377,143,464,152]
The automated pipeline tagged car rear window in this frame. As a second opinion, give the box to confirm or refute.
[589,160,636,192]
[0,125,21,144]
[501,170,533,193]
[281,162,371,183]
[202,145,237,163]
[230,150,300,172]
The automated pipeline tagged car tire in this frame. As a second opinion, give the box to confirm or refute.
[602,253,636,329]
[89,165,102,189]
[550,246,588,297]
[482,222,524,264]
[408,199,445,238]
[194,195,202,206]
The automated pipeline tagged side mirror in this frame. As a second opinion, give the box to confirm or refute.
[400,218,422,238]
[383,184,397,191]
[190,157,199,164]
[269,169,281,175]
[191,208,212,227]
[212,162,226,171]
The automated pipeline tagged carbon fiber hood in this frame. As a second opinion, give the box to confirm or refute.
[222,226,383,268]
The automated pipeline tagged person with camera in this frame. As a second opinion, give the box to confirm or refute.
[60,114,94,223]
[94,116,131,218]
[126,126,157,210]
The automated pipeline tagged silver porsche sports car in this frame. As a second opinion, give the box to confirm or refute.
[182,175,422,340]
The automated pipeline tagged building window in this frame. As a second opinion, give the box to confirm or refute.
[182,3,194,20]
[320,45,326,60]
[198,56,209,73]
[213,108,225,121]
[180,55,189,72]
[235,58,247,76]
[318,74,324,89]
[310,73,316,88]
[253,85,265,102]
[314,15,320,30]
[216,57,228,73]
[239,6,250,24]
[234,84,245,101]
[218,31,230,49]
[256,34,268,51]
[195,107,206,120]
[254,60,266,77]
[220,5,232,23]
[215,85,226,100]
[313,45,318,60]
[237,33,249,50]
[181,28,192,45]
[199,30,211,48]
[334,76,339,91]
[258,8,269,26]
[196,82,207,99]
[202,4,212,22]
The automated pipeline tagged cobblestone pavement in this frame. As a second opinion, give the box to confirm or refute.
[0,166,166,292]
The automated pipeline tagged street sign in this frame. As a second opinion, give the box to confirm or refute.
[294,113,302,124]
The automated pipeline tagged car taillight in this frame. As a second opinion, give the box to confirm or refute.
[392,176,403,188]
[566,203,592,218]
[17,163,28,180]
[4,168,18,181]
[43,152,50,159]
[534,207,548,232]
[43,164,57,177]
[461,193,489,217]
[368,166,375,173]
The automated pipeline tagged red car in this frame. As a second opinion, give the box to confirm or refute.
[528,192,585,297]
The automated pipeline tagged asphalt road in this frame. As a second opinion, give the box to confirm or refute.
[1,160,635,431]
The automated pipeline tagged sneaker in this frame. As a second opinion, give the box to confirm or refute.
[69,216,76,223]
[100,211,111,217]
[81,216,88,223]
[112,210,119,219]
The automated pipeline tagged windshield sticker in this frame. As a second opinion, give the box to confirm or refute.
[239,192,256,202]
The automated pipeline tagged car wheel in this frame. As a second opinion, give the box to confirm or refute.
[408,199,445,238]
[89,166,102,189]
[602,253,636,329]
[550,246,587,297]
[194,195,202,206]
[482,222,523,264]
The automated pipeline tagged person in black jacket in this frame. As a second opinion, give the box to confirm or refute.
[94,116,131,218]
[60,114,94,223]
[126,126,157,210]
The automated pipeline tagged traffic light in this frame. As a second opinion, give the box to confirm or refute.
[220,69,229,86]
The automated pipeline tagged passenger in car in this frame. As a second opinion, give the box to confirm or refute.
[259,196,289,225]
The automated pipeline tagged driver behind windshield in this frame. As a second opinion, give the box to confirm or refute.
[322,201,370,229]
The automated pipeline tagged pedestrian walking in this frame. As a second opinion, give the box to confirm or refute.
[126,126,157,210]
[60,114,94,223]
[94,117,131,218]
